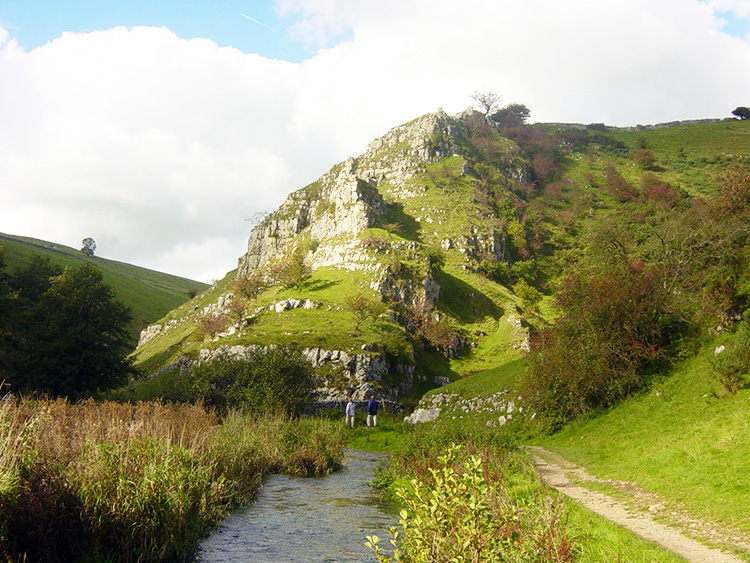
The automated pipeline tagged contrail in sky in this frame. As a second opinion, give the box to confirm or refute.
[240,13,277,32]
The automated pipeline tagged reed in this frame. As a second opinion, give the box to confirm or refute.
[0,398,346,563]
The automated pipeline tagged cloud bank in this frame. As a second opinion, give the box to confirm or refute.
[1,0,747,282]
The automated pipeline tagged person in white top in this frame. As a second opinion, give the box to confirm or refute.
[345,398,355,427]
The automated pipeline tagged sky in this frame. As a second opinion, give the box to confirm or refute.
[0,1,748,283]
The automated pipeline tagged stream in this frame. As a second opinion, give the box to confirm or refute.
[192,449,398,562]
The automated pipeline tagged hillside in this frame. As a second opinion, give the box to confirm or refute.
[130,109,749,410]
[0,232,208,344]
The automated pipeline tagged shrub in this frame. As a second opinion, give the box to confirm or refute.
[712,312,750,395]
[632,148,658,170]
[187,347,318,415]
[521,261,673,425]
[366,444,575,563]
[603,164,638,202]
[512,279,542,310]
[195,311,227,340]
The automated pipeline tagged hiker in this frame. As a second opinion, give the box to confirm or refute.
[345,398,356,427]
[367,395,379,427]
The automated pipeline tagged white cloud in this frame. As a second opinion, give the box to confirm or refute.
[706,0,750,18]
[0,0,747,282]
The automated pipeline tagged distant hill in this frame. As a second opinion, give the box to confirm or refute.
[0,232,209,345]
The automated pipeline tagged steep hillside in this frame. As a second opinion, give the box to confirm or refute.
[132,111,749,408]
[0,232,208,344]
[133,109,534,401]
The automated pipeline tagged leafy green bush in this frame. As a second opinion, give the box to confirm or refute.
[366,444,575,563]
[712,311,750,395]
[187,347,318,415]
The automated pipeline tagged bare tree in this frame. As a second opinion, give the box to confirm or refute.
[471,89,501,115]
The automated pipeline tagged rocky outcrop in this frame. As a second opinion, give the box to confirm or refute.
[236,110,472,279]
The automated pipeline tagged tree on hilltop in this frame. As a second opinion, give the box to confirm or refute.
[471,89,501,116]
[731,106,750,120]
[490,103,531,128]
[81,237,96,256]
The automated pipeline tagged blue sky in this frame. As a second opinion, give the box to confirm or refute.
[2,0,746,53]
[0,0,748,282]
[0,0,351,60]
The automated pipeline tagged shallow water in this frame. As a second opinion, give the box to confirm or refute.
[193,449,397,563]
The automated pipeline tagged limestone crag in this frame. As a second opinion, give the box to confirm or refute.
[137,319,180,347]
[236,110,471,279]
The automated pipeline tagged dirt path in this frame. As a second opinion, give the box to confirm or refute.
[524,446,749,563]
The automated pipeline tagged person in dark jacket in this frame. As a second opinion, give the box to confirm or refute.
[366,395,379,427]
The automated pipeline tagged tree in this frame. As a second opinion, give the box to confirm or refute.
[234,270,268,300]
[490,103,531,128]
[471,89,501,116]
[271,247,312,290]
[731,106,750,120]
[521,262,672,425]
[8,255,62,302]
[80,237,96,256]
[717,162,750,215]
[344,292,386,331]
[196,312,228,340]
[18,263,136,396]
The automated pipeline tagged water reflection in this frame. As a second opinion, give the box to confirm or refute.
[193,449,397,562]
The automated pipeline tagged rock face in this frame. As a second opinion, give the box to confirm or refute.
[236,110,469,279]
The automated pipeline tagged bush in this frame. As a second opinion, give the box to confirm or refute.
[632,148,658,170]
[712,312,750,395]
[366,444,575,563]
[187,347,318,415]
[522,262,673,425]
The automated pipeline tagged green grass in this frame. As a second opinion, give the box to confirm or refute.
[359,420,689,563]
[534,334,750,534]
[0,232,207,344]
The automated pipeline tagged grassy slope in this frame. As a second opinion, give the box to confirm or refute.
[534,334,750,533]
[406,120,750,556]
[0,232,208,344]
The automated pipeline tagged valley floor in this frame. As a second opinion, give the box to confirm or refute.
[525,446,750,563]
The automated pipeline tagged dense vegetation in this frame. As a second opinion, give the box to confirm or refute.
[457,111,750,426]
[0,399,345,562]
[158,347,320,415]
[0,253,137,397]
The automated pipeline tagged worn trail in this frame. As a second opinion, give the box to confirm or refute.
[524,446,749,563]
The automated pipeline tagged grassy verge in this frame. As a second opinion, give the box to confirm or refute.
[534,339,750,536]
[354,420,689,562]
[0,399,346,563]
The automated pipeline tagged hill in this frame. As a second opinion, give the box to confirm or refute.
[0,232,208,344]
[130,109,749,409]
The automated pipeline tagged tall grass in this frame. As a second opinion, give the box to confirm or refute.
[0,398,346,563]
